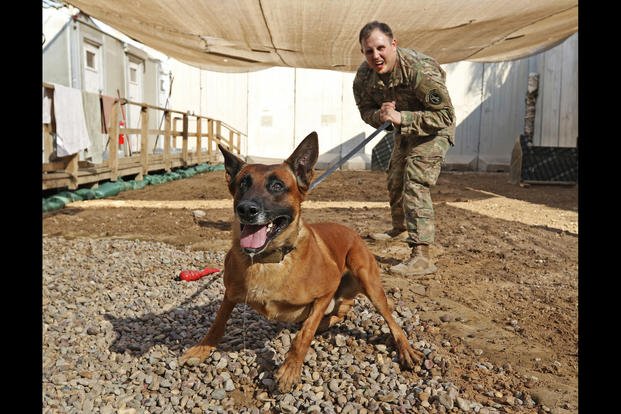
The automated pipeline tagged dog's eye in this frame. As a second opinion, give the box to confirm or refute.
[240,175,251,191]
[269,180,285,193]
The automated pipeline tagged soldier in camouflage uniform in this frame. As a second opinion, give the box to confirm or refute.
[353,21,456,276]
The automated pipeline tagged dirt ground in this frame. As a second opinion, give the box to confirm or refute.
[43,169,578,412]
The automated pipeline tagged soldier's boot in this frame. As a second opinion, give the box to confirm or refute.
[368,227,408,241]
[389,244,437,276]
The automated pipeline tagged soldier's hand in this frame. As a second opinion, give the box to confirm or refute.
[380,101,401,125]
[381,101,396,111]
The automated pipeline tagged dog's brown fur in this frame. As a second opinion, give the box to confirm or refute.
[180,132,423,392]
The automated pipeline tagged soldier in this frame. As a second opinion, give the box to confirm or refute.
[353,21,456,276]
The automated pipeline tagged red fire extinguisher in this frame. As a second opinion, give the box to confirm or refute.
[118,120,125,145]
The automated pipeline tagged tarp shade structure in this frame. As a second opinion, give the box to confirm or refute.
[64,0,578,73]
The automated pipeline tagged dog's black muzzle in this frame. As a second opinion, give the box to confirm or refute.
[236,200,262,224]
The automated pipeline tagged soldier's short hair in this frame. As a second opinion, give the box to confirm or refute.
[359,21,394,45]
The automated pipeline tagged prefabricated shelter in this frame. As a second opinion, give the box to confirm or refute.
[43,8,171,163]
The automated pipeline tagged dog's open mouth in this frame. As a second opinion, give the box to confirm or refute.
[239,216,290,253]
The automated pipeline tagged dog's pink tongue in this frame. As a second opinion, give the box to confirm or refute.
[240,224,268,249]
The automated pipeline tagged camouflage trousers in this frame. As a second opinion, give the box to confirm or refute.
[386,133,451,245]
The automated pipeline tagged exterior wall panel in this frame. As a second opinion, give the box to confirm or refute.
[43,26,71,86]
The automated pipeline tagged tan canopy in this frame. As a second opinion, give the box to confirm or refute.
[65,0,578,72]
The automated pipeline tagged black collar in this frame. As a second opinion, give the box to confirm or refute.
[251,245,295,264]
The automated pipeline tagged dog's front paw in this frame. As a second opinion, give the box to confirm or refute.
[179,345,214,366]
[396,338,424,369]
[274,358,303,393]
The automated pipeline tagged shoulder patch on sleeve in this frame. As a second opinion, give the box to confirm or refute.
[415,78,449,110]
[428,89,443,106]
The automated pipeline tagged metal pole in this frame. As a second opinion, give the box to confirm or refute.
[153,73,174,153]
[309,121,391,191]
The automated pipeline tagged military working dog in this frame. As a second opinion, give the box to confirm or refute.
[180,132,423,392]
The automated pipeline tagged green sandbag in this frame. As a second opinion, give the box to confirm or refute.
[47,194,72,205]
[164,172,181,180]
[114,177,132,191]
[178,168,197,178]
[194,163,209,173]
[75,188,96,200]
[42,197,66,212]
[208,164,225,172]
[127,179,147,190]
[92,181,124,198]
[146,175,164,185]
[56,191,83,202]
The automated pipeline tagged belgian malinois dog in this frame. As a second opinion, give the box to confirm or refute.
[180,132,423,392]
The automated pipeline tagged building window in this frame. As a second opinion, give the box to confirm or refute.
[130,68,137,83]
[86,50,96,70]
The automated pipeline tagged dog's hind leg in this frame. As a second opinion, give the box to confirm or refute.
[318,272,360,332]
[347,243,424,369]
[179,297,236,365]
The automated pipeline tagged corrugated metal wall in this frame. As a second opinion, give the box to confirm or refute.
[164,33,579,170]
[444,32,578,170]
[532,34,579,148]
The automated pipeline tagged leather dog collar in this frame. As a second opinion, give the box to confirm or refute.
[252,245,295,264]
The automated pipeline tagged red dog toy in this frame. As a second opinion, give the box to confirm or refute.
[179,267,221,281]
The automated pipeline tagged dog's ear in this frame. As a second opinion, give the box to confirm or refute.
[218,144,245,192]
[285,131,318,193]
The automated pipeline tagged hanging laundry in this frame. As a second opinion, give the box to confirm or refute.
[82,90,104,164]
[53,83,90,157]
[100,94,126,133]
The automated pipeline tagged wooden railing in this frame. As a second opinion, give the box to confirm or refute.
[42,83,245,190]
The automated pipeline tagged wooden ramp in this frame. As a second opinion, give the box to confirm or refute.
[42,83,245,191]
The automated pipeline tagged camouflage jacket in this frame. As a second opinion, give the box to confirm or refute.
[353,47,455,144]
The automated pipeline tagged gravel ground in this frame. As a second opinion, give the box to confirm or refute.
[43,236,542,413]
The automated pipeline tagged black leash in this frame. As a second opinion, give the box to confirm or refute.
[309,121,392,191]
